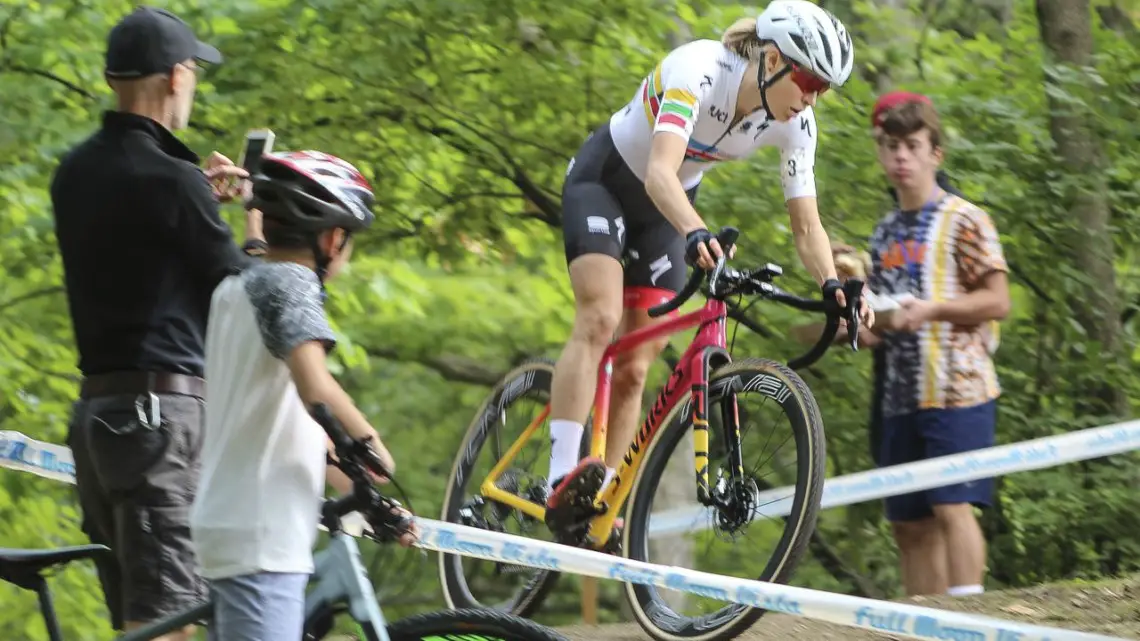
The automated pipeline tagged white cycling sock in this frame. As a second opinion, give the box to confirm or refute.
[549,420,584,483]
[946,584,984,597]
[602,466,616,490]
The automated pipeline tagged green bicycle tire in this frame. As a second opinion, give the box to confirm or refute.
[386,608,569,641]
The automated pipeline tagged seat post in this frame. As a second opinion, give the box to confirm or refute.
[30,574,65,641]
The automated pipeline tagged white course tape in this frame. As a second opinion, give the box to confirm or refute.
[2,428,1134,640]
[648,419,1140,537]
[414,517,1126,641]
[0,430,77,485]
[0,430,375,536]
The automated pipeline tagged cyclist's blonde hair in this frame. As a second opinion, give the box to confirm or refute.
[721,17,768,63]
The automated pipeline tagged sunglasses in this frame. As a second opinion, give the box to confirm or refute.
[789,64,830,95]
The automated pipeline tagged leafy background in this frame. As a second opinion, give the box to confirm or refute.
[1,0,1138,638]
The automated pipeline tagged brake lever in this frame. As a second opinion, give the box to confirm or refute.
[842,279,865,352]
[706,227,740,298]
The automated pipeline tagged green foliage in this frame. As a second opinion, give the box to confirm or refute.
[2,0,1139,637]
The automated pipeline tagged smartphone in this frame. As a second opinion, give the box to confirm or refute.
[238,128,275,173]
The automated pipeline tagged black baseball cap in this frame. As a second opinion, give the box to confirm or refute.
[104,6,222,78]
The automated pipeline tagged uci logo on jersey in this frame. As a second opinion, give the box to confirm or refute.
[708,106,728,124]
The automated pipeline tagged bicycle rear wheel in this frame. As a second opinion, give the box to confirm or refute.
[622,358,826,641]
[386,608,569,641]
[439,358,578,616]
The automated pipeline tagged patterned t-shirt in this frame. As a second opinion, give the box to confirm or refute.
[868,192,1008,418]
[191,261,339,580]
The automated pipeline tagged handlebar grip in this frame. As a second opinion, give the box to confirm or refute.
[312,403,354,451]
[648,226,741,318]
[717,226,739,251]
[311,403,394,480]
[789,314,840,371]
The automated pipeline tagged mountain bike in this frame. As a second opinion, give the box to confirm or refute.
[1,405,568,641]
[439,227,864,641]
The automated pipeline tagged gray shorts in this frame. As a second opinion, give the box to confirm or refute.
[67,393,208,630]
[208,572,309,641]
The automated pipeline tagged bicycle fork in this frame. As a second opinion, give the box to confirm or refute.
[693,350,754,533]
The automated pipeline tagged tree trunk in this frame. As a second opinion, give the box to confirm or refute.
[1035,0,1127,418]
[1096,1,1136,34]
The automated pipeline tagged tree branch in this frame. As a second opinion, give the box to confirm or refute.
[4,64,95,99]
[361,344,507,387]
[2,63,225,137]
[13,354,81,384]
[311,62,565,224]
[0,286,64,313]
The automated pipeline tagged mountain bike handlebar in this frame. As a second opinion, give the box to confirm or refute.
[648,226,865,370]
[310,404,416,543]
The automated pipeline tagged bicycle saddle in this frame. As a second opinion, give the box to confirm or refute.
[0,545,110,589]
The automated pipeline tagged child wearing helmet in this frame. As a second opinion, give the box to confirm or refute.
[189,151,415,640]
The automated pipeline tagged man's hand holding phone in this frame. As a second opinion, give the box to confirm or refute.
[204,152,248,203]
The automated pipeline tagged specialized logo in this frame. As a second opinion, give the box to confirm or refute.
[648,254,672,286]
[586,216,610,235]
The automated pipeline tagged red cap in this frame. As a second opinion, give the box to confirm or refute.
[871,91,933,128]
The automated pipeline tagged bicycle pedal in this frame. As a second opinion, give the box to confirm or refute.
[553,522,590,547]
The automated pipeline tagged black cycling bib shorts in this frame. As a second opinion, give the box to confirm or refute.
[561,124,698,311]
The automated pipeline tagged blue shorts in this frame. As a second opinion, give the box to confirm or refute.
[208,572,309,641]
[879,400,997,523]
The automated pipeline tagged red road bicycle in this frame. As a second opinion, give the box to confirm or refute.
[440,227,863,641]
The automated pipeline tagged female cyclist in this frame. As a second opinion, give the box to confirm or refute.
[544,0,874,535]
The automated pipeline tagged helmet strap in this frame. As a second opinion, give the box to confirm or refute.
[309,236,332,299]
[309,231,352,302]
[757,62,792,121]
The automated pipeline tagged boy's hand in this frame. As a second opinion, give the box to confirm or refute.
[353,427,396,484]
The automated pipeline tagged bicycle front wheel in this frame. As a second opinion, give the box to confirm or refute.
[622,358,826,641]
[386,608,569,641]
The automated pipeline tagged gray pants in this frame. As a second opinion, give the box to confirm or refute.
[208,572,310,641]
[68,392,208,629]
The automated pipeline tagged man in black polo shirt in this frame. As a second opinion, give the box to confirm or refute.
[49,6,264,638]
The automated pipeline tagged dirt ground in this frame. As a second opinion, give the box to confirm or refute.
[557,574,1140,641]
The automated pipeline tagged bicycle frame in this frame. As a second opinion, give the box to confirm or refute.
[479,297,737,549]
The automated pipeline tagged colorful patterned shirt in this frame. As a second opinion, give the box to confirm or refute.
[607,39,817,200]
[868,192,1009,418]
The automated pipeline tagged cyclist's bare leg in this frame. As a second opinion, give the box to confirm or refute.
[545,254,623,532]
[548,254,624,473]
[605,307,671,470]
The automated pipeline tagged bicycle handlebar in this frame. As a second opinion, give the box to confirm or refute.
[310,404,415,543]
[647,226,865,370]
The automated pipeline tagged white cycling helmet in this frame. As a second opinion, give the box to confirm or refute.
[755,0,854,87]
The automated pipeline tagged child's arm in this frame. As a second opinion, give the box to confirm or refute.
[325,439,354,495]
[246,264,397,478]
[288,340,397,476]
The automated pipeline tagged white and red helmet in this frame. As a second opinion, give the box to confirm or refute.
[250,151,375,233]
